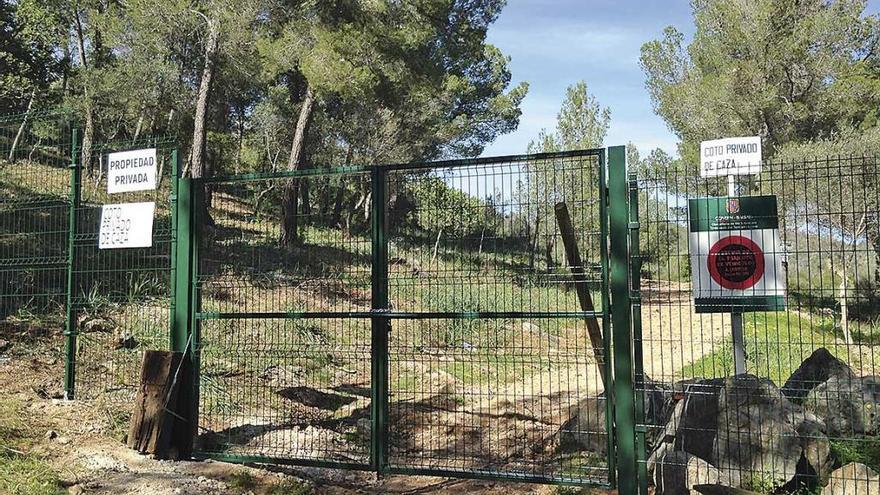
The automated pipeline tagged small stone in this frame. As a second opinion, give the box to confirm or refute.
[821,463,880,495]
[45,430,58,440]
[0,339,10,353]
[113,333,138,350]
[68,485,85,495]
[56,436,71,445]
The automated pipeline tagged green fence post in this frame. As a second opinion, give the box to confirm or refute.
[370,166,390,473]
[628,173,647,495]
[598,150,617,486]
[63,127,81,400]
[609,145,637,495]
[171,171,197,457]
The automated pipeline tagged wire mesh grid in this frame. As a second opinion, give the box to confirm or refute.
[71,138,177,401]
[194,173,373,465]
[636,156,880,493]
[385,153,611,484]
[0,114,71,363]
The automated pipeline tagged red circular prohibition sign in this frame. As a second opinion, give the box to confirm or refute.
[707,235,765,290]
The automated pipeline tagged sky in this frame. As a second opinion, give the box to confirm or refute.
[481,0,880,159]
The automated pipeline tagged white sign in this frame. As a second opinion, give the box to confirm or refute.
[700,136,762,177]
[107,148,157,193]
[689,229,786,301]
[99,202,155,249]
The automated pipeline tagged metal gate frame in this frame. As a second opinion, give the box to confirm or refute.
[169,145,639,490]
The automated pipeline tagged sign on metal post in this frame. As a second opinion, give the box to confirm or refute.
[688,196,786,313]
[99,202,156,249]
[700,136,761,177]
[107,148,158,193]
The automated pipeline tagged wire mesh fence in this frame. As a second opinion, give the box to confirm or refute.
[69,138,178,401]
[636,156,880,494]
[385,154,610,484]
[0,113,71,340]
[191,151,614,485]
[194,171,373,466]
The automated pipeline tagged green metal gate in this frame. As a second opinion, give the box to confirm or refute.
[181,146,638,488]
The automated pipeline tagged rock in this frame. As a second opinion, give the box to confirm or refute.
[794,411,834,482]
[113,332,137,350]
[67,485,85,495]
[781,348,853,403]
[712,376,805,489]
[654,451,729,495]
[663,375,831,491]
[45,429,58,440]
[82,318,114,333]
[821,462,880,495]
[672,378,725,463]
[356,417,371,439]
[56,436,71,445]
[805,374,880,436]
[558,396,608,454]
[0,339,10,353]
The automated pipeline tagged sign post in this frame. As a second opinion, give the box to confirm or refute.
[693,136,784,375]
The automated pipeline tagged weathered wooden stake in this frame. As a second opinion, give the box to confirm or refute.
[555,202,607,389]
[128,350,183,458]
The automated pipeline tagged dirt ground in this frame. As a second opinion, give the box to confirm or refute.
[0,281,727,494]
[0,334,615,495]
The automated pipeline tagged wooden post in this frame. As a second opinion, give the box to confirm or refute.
[555,202,606,389]
[128,350,184,458]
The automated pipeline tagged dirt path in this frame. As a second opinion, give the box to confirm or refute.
[389,280,731,474]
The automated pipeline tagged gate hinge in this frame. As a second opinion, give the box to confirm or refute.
[628,221,640,230]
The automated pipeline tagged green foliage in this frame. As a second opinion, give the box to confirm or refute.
[641,0,880,165]
[830,437,880,472]
[407,176,485,238]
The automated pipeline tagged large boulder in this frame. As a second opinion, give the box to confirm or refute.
[712,375,807,489]
[654,451,730,495]
[662,375,832,491]
[805,374,880,437]
[821,462,880,495]
[559,378,673,455]
[781,348,854,403]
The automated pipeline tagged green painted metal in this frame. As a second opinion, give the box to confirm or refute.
[171,173,198,456]
[628,173,647,495]
[385,466,614,487]
[183,148,617,486]
[370,166,390,472]
[608,145,636,495]
[599,150,617,486]
[63,127,81,400]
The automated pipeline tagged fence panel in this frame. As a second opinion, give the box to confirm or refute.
[0,113,71,333]
[636,156,880,494]
[69,138,178,401]
[193,171,374,468]
[384,152,612,485]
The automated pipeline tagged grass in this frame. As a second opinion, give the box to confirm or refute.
[680,311,847,384]
[0,398,64,495]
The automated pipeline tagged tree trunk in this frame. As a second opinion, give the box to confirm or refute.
[545,236,555,271]
[73,9,95,177]
[839,267,852,345]
[431,228,443,264]
[280,85,315,247]
[8,88,36,162]
[188,17,220,179]
[132,103,145,143]
[529,215,540,270]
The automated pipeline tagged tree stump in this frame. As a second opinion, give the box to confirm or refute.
[127,350,183,458]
